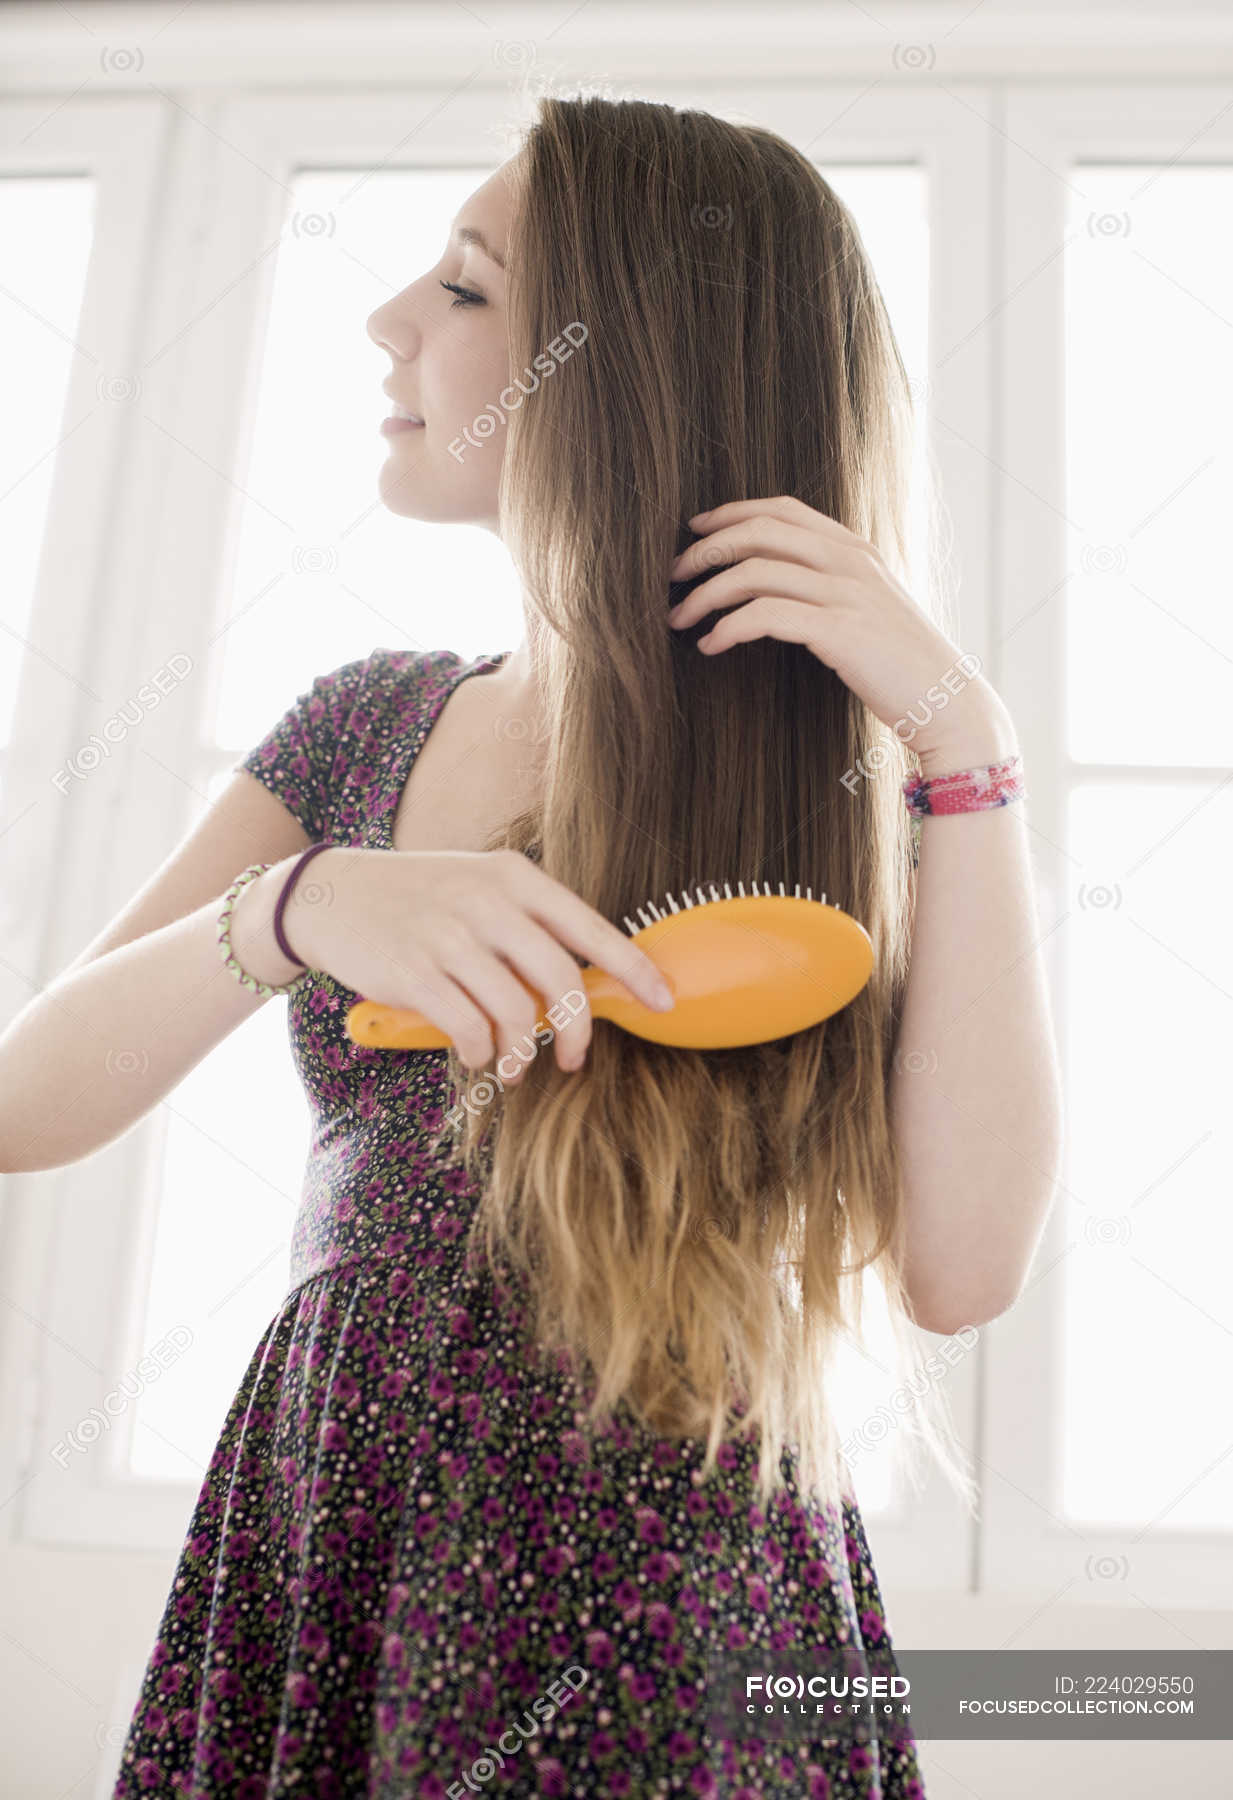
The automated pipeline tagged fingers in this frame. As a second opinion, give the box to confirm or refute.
[398,962,498,1070]
[477,912,594,1072]
[399,853,675,1082]
[557,905,674,1012]
[429,939,542,1081]
[432,873,592,1074]
[500,855,674,1014]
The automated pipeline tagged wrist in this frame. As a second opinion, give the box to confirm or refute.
[272,844,354,973]
[228,858,315,990]
[913,690,1018,779]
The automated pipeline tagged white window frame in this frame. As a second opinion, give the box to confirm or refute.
[0,92,195,1550]
[0,26,1225,1617]
[984,81,1233,1612]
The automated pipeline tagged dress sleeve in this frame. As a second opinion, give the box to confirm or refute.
[231,653,375,841]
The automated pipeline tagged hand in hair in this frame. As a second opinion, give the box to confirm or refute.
[667,493,1011,766]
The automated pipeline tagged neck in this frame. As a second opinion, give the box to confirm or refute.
[467,623,547,759]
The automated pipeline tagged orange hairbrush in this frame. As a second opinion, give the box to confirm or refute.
[344,882,873,1052]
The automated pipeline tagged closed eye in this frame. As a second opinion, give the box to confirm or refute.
[439,279,485,308]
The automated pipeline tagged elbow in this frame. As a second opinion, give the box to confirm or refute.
[0,1117,108,1174]
[904,1278,1023,1337]
[0,1139,63,1175]
[0,1125,34,1174]
[897,1169,1061,1339]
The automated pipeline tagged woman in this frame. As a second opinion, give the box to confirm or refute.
[5,94,1060,1800]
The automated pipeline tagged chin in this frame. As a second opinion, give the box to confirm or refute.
[376,455,499,527]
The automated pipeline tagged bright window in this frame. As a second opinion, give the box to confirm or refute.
[129,160,930,1498]
[0,177,95,749]
[1060,165,1233,1530]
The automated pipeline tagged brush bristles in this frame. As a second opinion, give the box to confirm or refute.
[621,881,838,935]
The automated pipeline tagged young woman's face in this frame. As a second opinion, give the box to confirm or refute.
[366,157,517,531]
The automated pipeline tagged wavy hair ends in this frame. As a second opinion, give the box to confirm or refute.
[426,92,977,1517]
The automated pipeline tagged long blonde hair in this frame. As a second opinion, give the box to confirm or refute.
[431,93,976,1516]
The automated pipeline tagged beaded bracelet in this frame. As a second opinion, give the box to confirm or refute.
[903,750,1024,818]
[218,862,313,999]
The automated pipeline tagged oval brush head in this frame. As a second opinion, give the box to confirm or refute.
[345,882,873,1052]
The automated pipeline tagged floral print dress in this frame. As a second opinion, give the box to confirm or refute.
[111,646,926,1800]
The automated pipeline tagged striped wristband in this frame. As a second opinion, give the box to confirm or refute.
[903,751,1025,818]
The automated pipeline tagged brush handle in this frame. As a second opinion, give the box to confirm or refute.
[347,965,633,1051]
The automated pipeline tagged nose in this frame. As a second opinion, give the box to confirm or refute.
[365,305,396,356]
[366,286,420,359]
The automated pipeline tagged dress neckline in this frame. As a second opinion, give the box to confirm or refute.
[379,648,512,852]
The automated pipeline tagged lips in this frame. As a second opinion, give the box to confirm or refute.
[382,384,423,423]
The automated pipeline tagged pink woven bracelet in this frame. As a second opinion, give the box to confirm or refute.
[903,751,1024,817]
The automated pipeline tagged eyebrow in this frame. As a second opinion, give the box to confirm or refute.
[453,225,506,271]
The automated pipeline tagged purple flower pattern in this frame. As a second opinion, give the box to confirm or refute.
[111,648,926,1799]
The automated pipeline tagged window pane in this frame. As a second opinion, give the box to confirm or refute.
[1061,779,1233,1527]
[834,1274,926,1516]
[126,989,304,1481]
[128,168,518,1472]
[822,165,932,605]
[0,177,95,748]
[1065,166,1233,765]
[125,756,309,1481]
[132,161,929,1491]
[210,163,930,755]
[819,166,931,1515]
[211,166,524,757]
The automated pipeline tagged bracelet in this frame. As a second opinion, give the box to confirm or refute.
[218,862,314,999]
[273,841,334,966]
[903,751,1025,818]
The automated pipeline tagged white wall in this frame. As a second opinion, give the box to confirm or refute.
[4,1545,1231,1798]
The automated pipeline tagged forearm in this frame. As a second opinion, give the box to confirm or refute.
[0,856,311,1174]
[889,696,1064,1332]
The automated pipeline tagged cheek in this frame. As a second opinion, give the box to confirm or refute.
[452,332,511,417]
[415,317,508,435]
